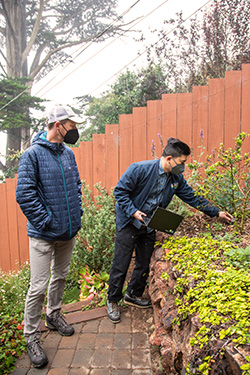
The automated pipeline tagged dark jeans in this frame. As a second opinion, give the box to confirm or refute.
[107,223,156,302]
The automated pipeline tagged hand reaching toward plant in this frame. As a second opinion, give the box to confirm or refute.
[218,211,234,223]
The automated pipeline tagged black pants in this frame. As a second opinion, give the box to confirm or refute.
[107,223,156,302]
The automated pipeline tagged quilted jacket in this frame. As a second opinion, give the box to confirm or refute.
[16,131,82,241]
[114,159,219,230]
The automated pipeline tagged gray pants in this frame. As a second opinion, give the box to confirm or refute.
[24,236,75,342]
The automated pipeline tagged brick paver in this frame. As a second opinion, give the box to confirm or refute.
[10,307,154,375]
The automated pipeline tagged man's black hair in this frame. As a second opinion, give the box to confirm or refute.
[162,137,191,158]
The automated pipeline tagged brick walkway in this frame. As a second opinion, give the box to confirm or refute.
[9,303,154,375]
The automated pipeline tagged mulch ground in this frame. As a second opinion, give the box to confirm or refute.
[175,212,250,247]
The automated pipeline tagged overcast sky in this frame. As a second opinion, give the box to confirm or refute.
[0,0,210,157]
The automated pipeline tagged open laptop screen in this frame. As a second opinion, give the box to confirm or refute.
[143,207,184,234]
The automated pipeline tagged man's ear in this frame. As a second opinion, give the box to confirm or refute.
[54,121,61,129]
[165,155,172,162]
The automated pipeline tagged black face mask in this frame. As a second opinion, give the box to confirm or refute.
[60,123,79,144]
[170,158,185,175]
[63,128,79,144]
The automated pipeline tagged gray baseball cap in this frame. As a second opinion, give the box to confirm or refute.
[47,105,84,124]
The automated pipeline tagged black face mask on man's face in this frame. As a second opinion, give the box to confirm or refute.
[63,128,79,144]
[60,123,79,144]
[170,158,185,175]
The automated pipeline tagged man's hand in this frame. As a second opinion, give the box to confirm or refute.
[218,211,234,223]
[132,210,147,222]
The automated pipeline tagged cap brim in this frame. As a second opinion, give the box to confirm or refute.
[68,115,84,124]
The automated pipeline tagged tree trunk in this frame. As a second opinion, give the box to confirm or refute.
[4,0,29,167]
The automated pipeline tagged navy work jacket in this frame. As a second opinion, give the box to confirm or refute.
[114,159,219,231]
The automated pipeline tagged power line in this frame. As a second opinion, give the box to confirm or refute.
[34,0,168,98]
[0,88,28,111]
[89,0,213,95]
[33,0,142,97]
[0,0,214,146]
[0,0,141,112]
[37,0,212,98]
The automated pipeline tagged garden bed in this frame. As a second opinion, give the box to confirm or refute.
[148,213,250,375]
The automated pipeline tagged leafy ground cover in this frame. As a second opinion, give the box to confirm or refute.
[163,213,249,374]
[150,213,250,375]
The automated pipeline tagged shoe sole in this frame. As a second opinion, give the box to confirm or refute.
[123,299,152,308]
[32,359,48,368]
[27,349,48,368]
[107,310,121,324]
[45,321,74,336]
[108,316,121,324]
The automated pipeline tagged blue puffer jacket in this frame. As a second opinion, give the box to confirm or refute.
[114,159,219,230]
[16,131,83,241]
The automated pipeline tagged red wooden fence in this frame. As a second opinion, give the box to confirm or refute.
[1,65,250,272]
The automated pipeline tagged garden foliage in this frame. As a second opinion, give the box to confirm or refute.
[146,0,250,92]
[65,182,116,293]
[187,132,250,232]
[1,136,249,374]
[78,265,109,306]
[160,236,250,374]
[0,264,30,374]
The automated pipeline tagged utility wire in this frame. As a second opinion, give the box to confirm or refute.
[0,0,213,144]
[89,0,213,95]
[0,88,28,111]
[35,0,170,97]
[38,0,213,97]
[39,0,213,97]
[34,0,142,97]
[0,0,141,113]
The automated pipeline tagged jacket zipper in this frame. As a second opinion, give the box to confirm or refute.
[57,153,72,239]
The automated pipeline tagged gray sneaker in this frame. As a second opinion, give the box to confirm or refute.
[27,338,48,368]
[107,300,120,323]
[45,312,74,336]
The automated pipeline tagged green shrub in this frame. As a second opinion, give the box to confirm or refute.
[187,132,250,233]
[66,182,116,291]
[0,264,30,374]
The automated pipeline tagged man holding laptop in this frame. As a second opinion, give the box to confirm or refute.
[107,137,232,323]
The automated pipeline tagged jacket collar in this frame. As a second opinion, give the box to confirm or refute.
[32,131,65,154]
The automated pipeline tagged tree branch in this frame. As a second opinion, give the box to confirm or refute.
[21,0,45,66]
[28,38,94,79]
[54,25,75,36]
[29,43,47,76]
[28,20,134,80]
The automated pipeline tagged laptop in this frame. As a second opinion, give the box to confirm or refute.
[142,207,184,234]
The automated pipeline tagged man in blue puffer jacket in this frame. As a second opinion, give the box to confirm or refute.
[16,105,83,368]
[107,138,233,324]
